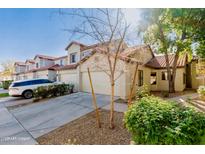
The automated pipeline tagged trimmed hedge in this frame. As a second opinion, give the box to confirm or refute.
[33,83,74,101]
[124,96,205,145]
[2,80,13,89]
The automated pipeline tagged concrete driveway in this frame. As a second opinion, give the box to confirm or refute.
[0,92,110,144]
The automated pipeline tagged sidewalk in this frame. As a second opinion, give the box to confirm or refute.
[167,93,198,102]
[0,107,37,145]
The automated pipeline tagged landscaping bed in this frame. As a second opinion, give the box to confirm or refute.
[37,109,131,145]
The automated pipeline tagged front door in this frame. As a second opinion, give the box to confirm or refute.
[186,64,192,88]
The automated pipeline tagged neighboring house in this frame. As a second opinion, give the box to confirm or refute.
[13,55,68,82]
[13,62,26,80]
[13,40,198,99]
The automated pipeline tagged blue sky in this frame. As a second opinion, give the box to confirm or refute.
[0,8,141,68]
[0,8,80,64]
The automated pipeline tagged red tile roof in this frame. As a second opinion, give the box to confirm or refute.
[34,54,56,60]
[25,59,35,64]
[81,39,128,51]
[145,54,187,69]
[65,41,87,50]
[120,45,154,57]
[26,64,60,73]
[57,64,78,71]
[14,62,26,66]
[77,47,142,65]
[54,55,67,60]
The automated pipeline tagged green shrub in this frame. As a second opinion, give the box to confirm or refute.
[124,96,205,145]
[2,80,13,89]
[68,83,75,93]
[33,83,72,101]
[136,84,150,99]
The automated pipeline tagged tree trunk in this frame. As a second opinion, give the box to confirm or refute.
[109,80,115,129]
[170,52,180,93]
[87,68,101,128]
[128,64,138,107]
[159,24,172,93]
[164,52,173,93]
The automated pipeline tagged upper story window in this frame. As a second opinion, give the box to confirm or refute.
[36,63,39,68]
[60,59,63,66]
[70,53,77,63]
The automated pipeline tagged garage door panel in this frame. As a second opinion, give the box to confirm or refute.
[81,71,121,96]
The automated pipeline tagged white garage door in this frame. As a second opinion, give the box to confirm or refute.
[81,71,123,96]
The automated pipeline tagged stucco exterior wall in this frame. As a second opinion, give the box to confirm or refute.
[58,69,78,90]
[14,65,26,73]
[25,62,35,71]
[125,63,151,98]
[197,77,205,87]
[48,70,57,81]
[149,68,186,92]
[25,72,33,80]
[34,57,54,68]
[67,44,81,64]
[34,70,48,79]
[55,58,68,66]
[80,53,127,99]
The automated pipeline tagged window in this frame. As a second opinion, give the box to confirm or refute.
[138,70,143,86]
[151,72,157,85]
[183,73,186,84]
[36,63,39,68]
[60,59,63,66]
[70,53,77,63]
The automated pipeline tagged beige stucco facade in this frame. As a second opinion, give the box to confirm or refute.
[58,69,78,90]
[79,52,127,98]
[148,68,186,92]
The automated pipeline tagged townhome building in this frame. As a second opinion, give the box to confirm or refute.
[13,40,199,99]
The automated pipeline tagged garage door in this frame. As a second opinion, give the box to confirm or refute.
[81,71,122,96]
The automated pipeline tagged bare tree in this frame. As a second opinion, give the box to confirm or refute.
[59,8,140,128]
[1,60,14,77]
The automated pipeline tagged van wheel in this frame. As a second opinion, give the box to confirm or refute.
[23,90,33,99]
